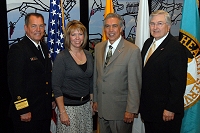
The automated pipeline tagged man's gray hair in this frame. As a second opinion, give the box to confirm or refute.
[103,13,124,28]
[149,10,171,26]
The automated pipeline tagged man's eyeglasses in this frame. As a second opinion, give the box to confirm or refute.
[149,22,167,27]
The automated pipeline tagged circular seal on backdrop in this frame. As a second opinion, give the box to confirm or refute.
[184,55,200,109]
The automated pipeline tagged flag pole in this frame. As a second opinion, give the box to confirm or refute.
[60,0,65,33]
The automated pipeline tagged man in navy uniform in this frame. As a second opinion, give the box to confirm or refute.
[7,13,54,133]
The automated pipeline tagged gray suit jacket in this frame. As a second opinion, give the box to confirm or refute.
[93,38,142,120]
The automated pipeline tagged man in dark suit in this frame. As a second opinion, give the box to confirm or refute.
[139,10,187,133]
[93,13,142,133]
[7,13,54,133]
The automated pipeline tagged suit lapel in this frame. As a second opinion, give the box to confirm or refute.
[142,38,153,60]
[24,36,45,65]
[106,38,124,66]
[41,43,49,66]
[144,33,172,67]
[100,42,107,68]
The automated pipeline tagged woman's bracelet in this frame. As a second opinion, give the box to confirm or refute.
[59,110,66,115]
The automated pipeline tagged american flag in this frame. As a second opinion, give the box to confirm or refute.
[47,0,65,61]
[48,0,65,132]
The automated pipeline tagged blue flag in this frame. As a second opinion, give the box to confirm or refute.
[47,0,65,61]
[179,0,200,133]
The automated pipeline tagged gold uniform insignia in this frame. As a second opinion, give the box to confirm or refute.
[30,56,38,61]
[14,98,29,110]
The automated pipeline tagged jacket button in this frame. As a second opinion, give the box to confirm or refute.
[46,82,48,85]
[46,92,48,95]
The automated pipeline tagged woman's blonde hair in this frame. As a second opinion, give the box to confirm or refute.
[64,20,88,50]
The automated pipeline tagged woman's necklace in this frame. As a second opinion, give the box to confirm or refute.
[69,50,84,64]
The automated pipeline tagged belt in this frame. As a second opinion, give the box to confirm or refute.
[63,93,90,101]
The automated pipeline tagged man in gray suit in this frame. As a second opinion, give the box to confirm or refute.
[93,13,142,133]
